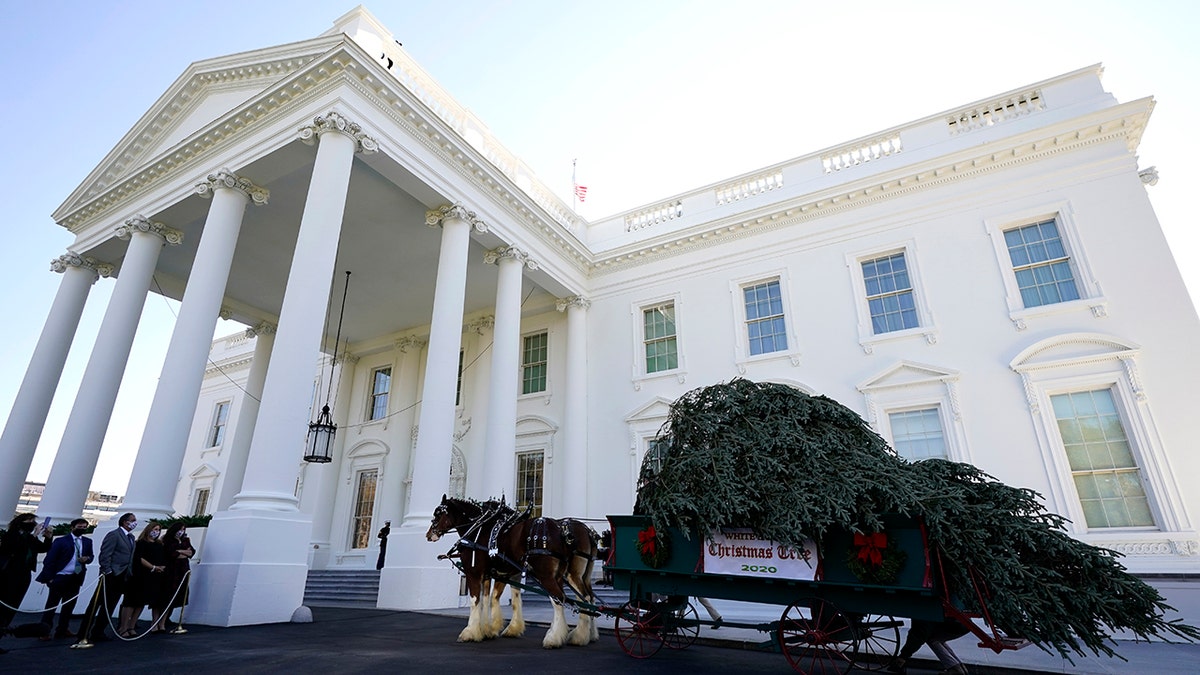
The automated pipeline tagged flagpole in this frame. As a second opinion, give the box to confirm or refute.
[572,158,578,212]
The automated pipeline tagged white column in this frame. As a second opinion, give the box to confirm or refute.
[122,170,268,521]
[380,203,483,611]
[304,352,357,570]
[0,254,110,517]
[481,246,532,501]
[37,217,182,521]
[190,111,376,628]
[214,322,274,512]
[557,295,590,516]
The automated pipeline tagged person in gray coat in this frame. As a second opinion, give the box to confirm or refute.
[78,513,138,643]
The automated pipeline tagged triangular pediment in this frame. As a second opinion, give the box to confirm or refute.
[55,38,339,221]
[1010,333,1140,371]
[858,360,959,391]
[625,397,674,423]
[189,462,221,480]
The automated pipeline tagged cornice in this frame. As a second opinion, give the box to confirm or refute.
[587,101,1152,277]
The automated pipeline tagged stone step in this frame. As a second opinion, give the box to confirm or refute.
[303,569,381,608]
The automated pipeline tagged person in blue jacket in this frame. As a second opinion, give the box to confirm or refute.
[37,518,93,639]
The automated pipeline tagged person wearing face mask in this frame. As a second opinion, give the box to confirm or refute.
[0,513,53,654]
[36,518,94,640]
[78,512,138,644]
[119,522,169,637]
[160,522,194,629]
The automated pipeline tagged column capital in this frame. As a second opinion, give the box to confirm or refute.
[197,168,270,205]
[50,253,114,280]
[245,321,277,339]
[116,215,184,246]
[298,111,379,154]
[333,352,359,367]
[556,295,591,312]
[465,315,495,335]
[483,245,539,271]
[395,335,428,353]
[425,203,488,234]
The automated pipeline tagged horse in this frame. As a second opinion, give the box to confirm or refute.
[426,495,600,648]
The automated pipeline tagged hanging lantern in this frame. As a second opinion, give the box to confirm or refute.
[304,404,336,463]
[304,270,351,463]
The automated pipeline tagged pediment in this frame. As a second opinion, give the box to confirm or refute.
[189,462,220,480]
[515,415,558,438]
[1010,333,1140,371]
[625,396,674,423]
[858,360,959,391]
[54,37,339,221]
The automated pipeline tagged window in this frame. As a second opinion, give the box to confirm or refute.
[743,280,787,355]
[515,451,544,518]
[192,488,210,516]
[862,252,919,335]
[1050,389,1153,528]
[368,367,391,421]
[522,332,548,394]
[888,408,948,460]
[207,401,231,447]
[455,350,465,406]
[1004,219,1080,308]
[643,303,678,373]
[350,469,378,549]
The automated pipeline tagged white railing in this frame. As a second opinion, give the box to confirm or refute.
[947,90,1043,134]
[715,170,784,205]
[625,200,684,232]
[821,133,902,173]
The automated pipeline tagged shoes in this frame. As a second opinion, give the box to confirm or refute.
[887,657,908,674]
[55,630,76,639]
[38,635,53,642]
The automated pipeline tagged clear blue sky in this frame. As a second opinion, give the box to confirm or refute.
[2,0,1197,494]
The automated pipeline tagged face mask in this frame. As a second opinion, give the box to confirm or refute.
[127,521,138,531]
[20,521,35,532]
[73,528,87,536]
[150,530,160,539]
[178,531,186,539]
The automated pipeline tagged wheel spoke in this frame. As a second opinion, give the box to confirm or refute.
[614,600,664,659]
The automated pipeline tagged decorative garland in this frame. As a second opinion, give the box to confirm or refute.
[636,525,671,568]
[846,531,907,585]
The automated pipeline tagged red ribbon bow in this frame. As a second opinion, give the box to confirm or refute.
[638,527,657,556]
[854,532,887,567]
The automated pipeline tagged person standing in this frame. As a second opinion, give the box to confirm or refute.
[0,513,53,654]
[78,512,137,643]
[161,522,194,629]
[120,522,168,637]
[37,518,93,640]
[375,521,391,571]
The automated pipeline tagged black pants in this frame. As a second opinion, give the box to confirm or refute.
[0,569,33,629]
[41,573,85,635]
[80,572,127,641]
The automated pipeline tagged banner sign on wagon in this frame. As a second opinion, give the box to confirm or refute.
[704,528,817,580]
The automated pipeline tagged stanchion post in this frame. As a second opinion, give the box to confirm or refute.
[71,574,106,650]
[170,571,189,634]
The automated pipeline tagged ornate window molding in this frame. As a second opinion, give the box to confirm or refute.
[630,292,687,389]
[857,361,970,464]
[728,268,802,373]
[846,239,938,354]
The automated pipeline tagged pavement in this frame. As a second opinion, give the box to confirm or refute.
[1,598,1196,674]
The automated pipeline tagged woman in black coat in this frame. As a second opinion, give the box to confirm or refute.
[0,513,52,653]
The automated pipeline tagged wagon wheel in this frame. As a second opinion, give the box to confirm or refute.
[777,597,855,675]
[850,614,901,671]
[614,600,665,658]
[662,601,700,650]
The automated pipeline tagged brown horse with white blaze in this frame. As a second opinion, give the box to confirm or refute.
[426,495,600,648]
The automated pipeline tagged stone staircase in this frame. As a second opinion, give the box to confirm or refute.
[303,569,381,608]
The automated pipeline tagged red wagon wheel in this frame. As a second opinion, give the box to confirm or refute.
[614,600,665,658]
[850,614,902,671]
[662,601,700,650]
[777,597,855,674]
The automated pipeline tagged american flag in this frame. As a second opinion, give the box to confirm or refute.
[574,184,588,202]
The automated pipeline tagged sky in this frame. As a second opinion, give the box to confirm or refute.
[1,0,1197,495]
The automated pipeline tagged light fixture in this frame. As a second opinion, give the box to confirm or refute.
[305,270,351,463]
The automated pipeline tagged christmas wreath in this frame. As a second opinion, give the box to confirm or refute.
[846,531,907,585]
[635,525,671,568]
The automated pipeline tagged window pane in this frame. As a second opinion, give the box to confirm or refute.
[351,469,378,549]
[744,281,787,356]
[522,332,548,394]
[862,253,918,334]
[1006,219,1079,308]
[369,367,392,420]
[515,452,544,518]
[889,408,947,460]
[644,303,678,373]
[1052,389,1153,528]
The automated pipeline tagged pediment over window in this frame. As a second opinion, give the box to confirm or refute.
[1010,333,1140,371]
[188,462,221,480]
[516,415,558,439]
[346,439,389,459]
[858,361,959,392]
[624,397,674,424]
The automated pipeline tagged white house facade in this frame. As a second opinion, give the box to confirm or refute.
[2,7,1197,627]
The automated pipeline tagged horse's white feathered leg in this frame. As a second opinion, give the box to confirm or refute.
[484,579,505,638]
[458,593,485,642]
[502,585,525,637]
[542,600,569,649]
[566,608,593,646]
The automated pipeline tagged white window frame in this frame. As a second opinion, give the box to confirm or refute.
[366,364,393,422]
[520,329,550,397]
[348,467,379,550]
[192,487,211,517]
[846,240,938,354]
[624,397,674,500]
[514,450,545,518]
[631,292,687,388]
[206,400,232,448]
[1011,333,1192,547]
[886,406,952,462]
[858,361,970,464]
[729,269,801,373]
[983,201,1107,330]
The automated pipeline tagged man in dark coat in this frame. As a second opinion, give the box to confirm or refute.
[37,518,93,639]
[78,513,137,643]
